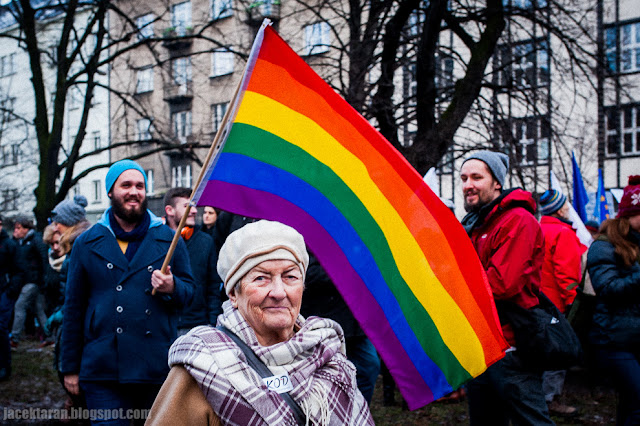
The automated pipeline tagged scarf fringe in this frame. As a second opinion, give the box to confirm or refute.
[301,382,330,426]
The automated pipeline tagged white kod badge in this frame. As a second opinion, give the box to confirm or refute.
[263,373,294,394]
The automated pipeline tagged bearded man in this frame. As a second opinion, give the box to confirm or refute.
[60,160,194,424]
[460,151,555,425]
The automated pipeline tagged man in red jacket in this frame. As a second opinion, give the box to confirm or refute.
[460,150,554,425]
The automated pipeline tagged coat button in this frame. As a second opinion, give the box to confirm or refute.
[116,285,122,292]
[107,263,113,269]
[145,309,151,316]
[116,306,123,313]
[116,327,123,334]
[145,331,152,337]
[147,266,153,272]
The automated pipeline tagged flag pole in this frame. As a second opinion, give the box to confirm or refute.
[151,56,250,295]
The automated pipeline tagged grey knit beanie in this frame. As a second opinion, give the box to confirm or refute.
[51,195,88,226]
[463,150,510,187]
[218,220,309,296]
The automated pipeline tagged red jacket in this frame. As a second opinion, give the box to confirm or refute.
[467,189,544,345]
[540,215,585,313]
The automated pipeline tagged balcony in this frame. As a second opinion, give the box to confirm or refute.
[162,26,194,50]
[247,1,281,26]
[164,81,193,103]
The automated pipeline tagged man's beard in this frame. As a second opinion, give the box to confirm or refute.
[464,198,483,213]
[111,194,148,225]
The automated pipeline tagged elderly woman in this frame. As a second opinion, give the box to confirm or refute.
[147,220,373,425]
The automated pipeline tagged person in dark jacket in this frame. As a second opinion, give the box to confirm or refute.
[11,216,49,345]
[460,150,554,425]
[0,215,22,381]
[587,175,640,425]
[60,160,195,424]
[164,188,222,336]
[200,206,220,239]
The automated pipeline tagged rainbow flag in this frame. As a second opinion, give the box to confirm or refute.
[194,21,507,409]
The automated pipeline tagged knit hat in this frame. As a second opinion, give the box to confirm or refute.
[218,220,309,295]
[617,175,640,218]
[463,150,510,188]
[584,220,599,233]
[105,159,147,194]
[539,189,567,216]
[51,195,88,226]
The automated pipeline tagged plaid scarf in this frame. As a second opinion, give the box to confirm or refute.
[169,301,374,426]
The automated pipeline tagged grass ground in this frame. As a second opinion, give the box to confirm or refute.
[1,339,619,425]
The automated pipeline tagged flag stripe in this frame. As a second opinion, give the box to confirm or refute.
[199,178,440,407]
[246,54,503,352]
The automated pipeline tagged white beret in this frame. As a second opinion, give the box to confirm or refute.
[217,220,309,295]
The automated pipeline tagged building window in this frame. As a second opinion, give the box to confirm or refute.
[606,105,640,156]
[211,0,232,20]
[1,189,17,211]
[211,48,234,77]
[136,118,152,141]
[498,116,550,165]
[136,67,154,93]
[171,164,192,188]
[171,1,192,36]
[146,169,154,195]
[172,57,192,86]
[621,22,640,73]
[68,87,83,110]
[172,110,192,143]
[436,54,454,89]
[92,180,102,203]
[1,144,18,166]
[496,39,549,89]
[0,97,15,122]
[0,53,15,78]
[211,102,228,133]
[136,13,155,40]
[605,22,640,74]
[503,0,547,8]
[92,131,101,150]
[304,22,330,55]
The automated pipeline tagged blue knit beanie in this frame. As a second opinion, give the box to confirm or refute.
[463,150,510,188]
[539,189,567,216]
[105,160,147,195]
[51,195,88,226]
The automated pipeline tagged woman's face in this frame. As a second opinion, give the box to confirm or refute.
[628,214,640,232]
[202,207,218,228]
[229,259,303,346]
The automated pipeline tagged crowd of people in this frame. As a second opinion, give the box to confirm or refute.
[0,155,637,425]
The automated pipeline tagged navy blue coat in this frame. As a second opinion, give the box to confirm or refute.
[60,211,194,384]
[587,229,640,350]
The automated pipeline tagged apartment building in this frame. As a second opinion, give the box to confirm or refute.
[109,0,339,215]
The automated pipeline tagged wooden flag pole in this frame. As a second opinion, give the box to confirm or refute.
[151,67,247,296]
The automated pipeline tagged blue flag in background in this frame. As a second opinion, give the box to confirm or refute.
[572,152,589,223]
[594,169,609,223]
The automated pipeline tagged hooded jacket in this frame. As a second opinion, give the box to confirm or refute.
[463,188,544,345]
[540,215,585,313]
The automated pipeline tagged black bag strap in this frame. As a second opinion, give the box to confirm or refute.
[216,326,307,426]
